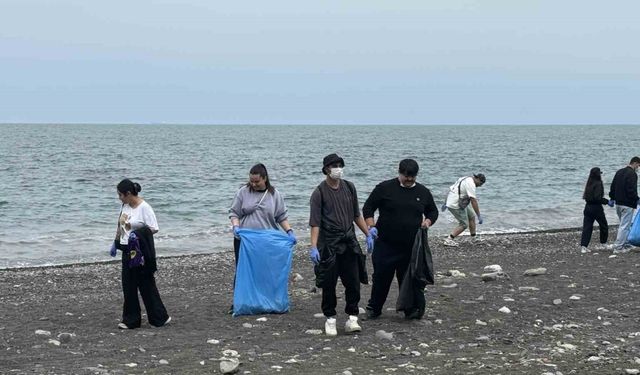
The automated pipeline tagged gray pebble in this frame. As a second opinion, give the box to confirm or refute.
[220,358,240,374]
[524,267,547,276]
[375,330,394,340]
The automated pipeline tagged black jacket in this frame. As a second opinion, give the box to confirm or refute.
[609,166,639,208]
[314,224,367,288]
[396,228,434,319]
[118,226,158,274]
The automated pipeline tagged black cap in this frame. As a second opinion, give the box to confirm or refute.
[322,153,345,174]
[474,173,486,184]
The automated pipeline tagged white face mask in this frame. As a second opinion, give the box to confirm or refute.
[329,167,344,179]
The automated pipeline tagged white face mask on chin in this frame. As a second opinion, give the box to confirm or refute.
[329,167,344,179]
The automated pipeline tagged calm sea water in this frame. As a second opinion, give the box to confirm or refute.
[0,124,637,268]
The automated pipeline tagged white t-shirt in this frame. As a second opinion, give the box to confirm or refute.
[119,200,159,245]
[445,177,477,209]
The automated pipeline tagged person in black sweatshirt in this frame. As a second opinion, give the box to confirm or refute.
[609,156,640,253]
[362,159,438,320]
[580,167,611,252]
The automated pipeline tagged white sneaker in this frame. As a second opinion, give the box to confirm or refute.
[163,316,172,326]
[118,323,129,330]
[325,317,337,336]
[443,237,459,247]
[580,246,591,254]
[344,315,361,333]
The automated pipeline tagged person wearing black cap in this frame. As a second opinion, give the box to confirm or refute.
[579,167,611,253]
[442,173,486,247]
[309,153,374,336]
[362,159,439,320]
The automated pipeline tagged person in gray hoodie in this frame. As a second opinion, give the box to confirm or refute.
[228,163,296,313]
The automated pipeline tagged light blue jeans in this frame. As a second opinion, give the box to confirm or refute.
[614,205,635,249]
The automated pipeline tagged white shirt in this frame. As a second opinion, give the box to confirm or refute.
[445,177,477,209]
[119,200,159,245]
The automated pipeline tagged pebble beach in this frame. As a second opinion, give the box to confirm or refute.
[2,228,640,374]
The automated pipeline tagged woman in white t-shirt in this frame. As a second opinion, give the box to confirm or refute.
[112,179,170,330]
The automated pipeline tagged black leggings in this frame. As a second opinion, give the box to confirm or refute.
[581,204,608,247]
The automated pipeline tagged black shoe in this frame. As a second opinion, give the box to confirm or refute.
[404,308,423,320]
[365,307,381,320]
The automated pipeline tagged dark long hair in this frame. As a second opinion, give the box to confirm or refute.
[583,167,603,200]
[117,179,142,196]
[246,163,275,193]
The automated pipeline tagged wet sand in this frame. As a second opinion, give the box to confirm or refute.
[2,228,640,374]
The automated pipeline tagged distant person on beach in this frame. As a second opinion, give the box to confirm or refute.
[442,173,486,247]
[309,153,374,336]
[111,179,171,330]
[228,163,296,313]
[362,159,439,320]
[580,167,610,253]
[609,156,640,253]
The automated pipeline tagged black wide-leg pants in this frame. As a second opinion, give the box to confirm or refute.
[367,239,421,315]
[121,261,169,328]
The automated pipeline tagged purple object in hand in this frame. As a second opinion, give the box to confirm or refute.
[126,232,145,268]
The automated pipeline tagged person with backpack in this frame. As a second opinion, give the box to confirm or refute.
[362,159,438,320]
[609,156,640,253]
[580,167,611,253]
[442,173,486,247]
[309,153,374,336]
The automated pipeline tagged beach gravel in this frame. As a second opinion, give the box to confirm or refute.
[2,228,640,374]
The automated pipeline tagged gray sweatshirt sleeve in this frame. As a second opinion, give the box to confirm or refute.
[273,189,289,224]
[229,187,244,220]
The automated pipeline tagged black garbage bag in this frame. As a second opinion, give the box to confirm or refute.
[396,227,434,319]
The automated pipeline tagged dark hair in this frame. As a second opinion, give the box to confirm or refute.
[583,167,603,200]
[117,179,142,196]
[398,159,419,177]
[630,156,640,164]
[246,163,274,193]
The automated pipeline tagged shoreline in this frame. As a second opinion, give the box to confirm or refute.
[0,225,612,271]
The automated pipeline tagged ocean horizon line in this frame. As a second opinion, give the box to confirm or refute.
[1,122,639,127]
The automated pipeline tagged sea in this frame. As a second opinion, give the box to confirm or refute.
[0,124,637,268]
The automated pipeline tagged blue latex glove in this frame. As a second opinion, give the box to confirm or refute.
[607,199,615,207]
[309,247,320,265]
[368,227,378,239]
[232,225,240,239]
[477,214,483,224]
[109,242,117,257]
[441,203,448,212]
[129,232,138,241]
[366,234,375,254]
[287,229,297,245]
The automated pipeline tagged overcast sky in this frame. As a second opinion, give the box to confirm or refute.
[1,1,638,125]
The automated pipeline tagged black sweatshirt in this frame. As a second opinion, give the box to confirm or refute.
[609,166,639,208]
[363,178,438,249]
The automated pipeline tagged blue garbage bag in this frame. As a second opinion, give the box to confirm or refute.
[628,211,640,246]
[233,228,294,316]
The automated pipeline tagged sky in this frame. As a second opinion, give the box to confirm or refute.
[1,1,639,125]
